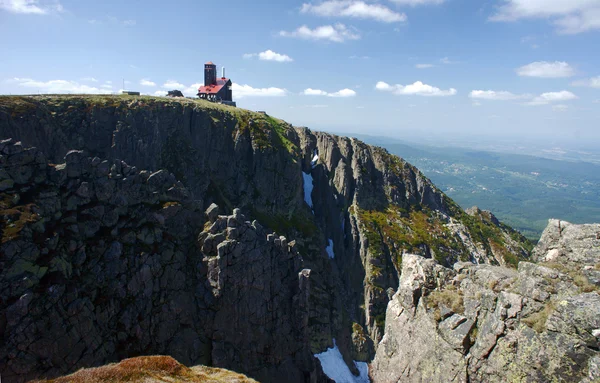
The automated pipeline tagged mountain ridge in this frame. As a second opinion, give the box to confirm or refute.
[1,95,532,382]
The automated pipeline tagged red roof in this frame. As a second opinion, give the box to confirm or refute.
[198,78,230,94]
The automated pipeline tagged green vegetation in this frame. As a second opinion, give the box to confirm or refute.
[358,205,468,266]
[0,193,39,244]
[522,300,556,333]
[251,208,317,238]
[544,262,598,293]
[425,286,465,321]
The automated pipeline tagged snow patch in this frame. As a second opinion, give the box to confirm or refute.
[311,149,319,168]
[303,172,314,209]
[326,239,335,259]
[315,339,370,383]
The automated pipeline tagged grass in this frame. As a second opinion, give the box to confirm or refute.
[30,355,259,383]
[0,192,39,243]
[522,300,557,333]
[544,262,599,293]
[357,205,467,266]
[426,287,465,321]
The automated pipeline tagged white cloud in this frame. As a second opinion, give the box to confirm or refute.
[279,23,360,42]
[304,88,328,96]
[526,90,578,105]
[300,1,406,23]
[231,83,287,98]
[389,0,445,5]
[244,50,293,62]
[349,55,370,59]
[162,80,185,89]
[516,61,575,78]
[490,0,600,34]
[105,81,112,85]
[552,104,569,111]
[469,90,531,100]
[182,83,202,97]
[440,57,458,64]
[123,19,136,26]
[303,88,357,97]
[415,63,434,69]
[571,76,600,88]
[11,77,109,94]
[81,77,98,82]
[375,80,457,96]
[0,0,63,14]
[154,90,167,97]
[140,79,156,86]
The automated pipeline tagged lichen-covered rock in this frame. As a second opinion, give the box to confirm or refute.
[372,220,600,383]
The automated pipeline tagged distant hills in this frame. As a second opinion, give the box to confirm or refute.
[355,134,600,241]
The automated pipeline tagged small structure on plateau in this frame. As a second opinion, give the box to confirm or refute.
[197,61,236,107]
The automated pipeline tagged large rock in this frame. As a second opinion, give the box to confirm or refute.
[371,220,600,383]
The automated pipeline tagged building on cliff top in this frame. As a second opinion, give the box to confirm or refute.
[197,61,236,107]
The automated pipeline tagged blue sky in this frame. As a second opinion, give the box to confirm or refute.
[1,0,599,146]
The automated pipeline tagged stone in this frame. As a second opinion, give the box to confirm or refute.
[205,203,219,222]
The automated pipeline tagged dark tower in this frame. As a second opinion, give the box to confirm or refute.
[204,62,217,86]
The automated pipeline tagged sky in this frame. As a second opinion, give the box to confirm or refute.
[1,0,600,147]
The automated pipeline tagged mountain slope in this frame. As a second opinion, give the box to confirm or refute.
[0,95,531,382]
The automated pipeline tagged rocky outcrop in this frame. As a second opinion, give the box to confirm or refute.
[197,209,325,383]
[0,139,327,383]
[0,95,533,381]
[372,220,600,383]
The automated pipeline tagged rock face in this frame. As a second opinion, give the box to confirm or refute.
[0,95,533,382]
[0,139,325,383]
[371,220,600,383]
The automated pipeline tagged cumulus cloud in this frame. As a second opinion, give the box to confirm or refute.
[279,23,360,42]
[10,77,110,94]
[490,0,600,34]
[162,80,185,89]
[375,80,457,96]
[526,90,578,105]
[231,83,287,98]
[516,61,575,78]
[303,88,357,97]
[571,76,600,88]
[244,50,293,62]
[415,63,434,69]
[140,79,156,87]
[181,83,202,97]
[0,0,63,14]
[154,90,167,97]
[300,1,406,23]
[469,90,531,100]
[80,77,98,82]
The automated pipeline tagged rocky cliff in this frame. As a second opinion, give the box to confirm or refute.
[0,95,533,382]
[372,219,600,382]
